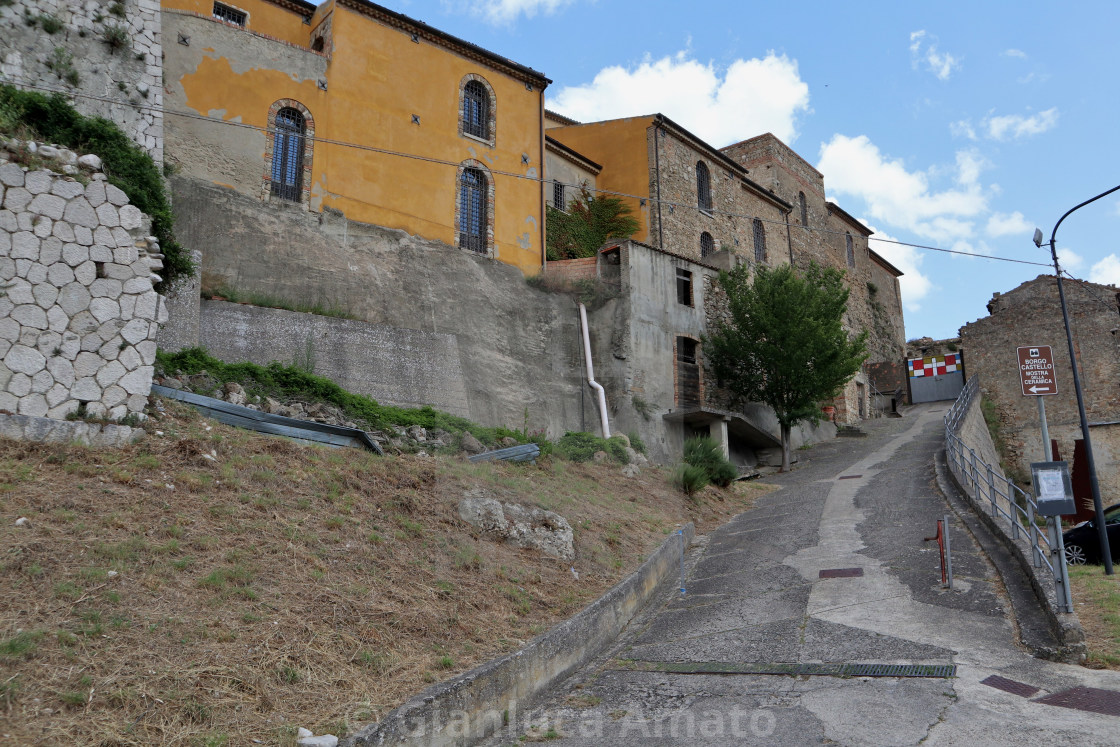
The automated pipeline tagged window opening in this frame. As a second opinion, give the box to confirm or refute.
[696,161,711,212]
[676,268,693,307]
[677,337,697,364]
[799,191,808,227]
[270,107,304,201]
[552,181,565,211]
[213,2,247,26]
[700,231,714,258]
[846,232,855,267]
[752,218,766,263]
[459,167,487,253]
[462,81,489,140]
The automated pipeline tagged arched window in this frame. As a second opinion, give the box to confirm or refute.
[270,107,305,201]
[846,232,855,267]
[458,167,488,254]
[752,219,766,263]
[798,191,808,227]
[700,231,714,258]
[462,80,490,140]
[696,161,711,212]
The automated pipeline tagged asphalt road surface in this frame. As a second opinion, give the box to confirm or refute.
[482,403,1120,746]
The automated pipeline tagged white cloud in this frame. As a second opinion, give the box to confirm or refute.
[1003,49,1028,59]
[469,0,578,23]
[817,134,985,243]
[1090,255,1120,285]
[1058,247,1084,272]
[950,119,977,140]
[909,30,961,80]
[866,226,933,313]
[985,211,1032,237]
[984,107,1059,140]
[548,51,810,146]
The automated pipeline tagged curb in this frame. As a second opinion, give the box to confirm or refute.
[934,448,1085,663]
[343,522,696,746]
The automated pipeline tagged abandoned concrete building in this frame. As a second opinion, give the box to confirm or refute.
[960,275,1120,514]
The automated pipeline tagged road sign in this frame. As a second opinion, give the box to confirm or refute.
[1017,345,1057,396]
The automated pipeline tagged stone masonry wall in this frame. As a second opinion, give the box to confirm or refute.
[0,139,165,420]
[960,274,1120,497]
[0,0,163,160]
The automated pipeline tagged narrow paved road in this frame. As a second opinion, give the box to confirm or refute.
[483,403,1120,745]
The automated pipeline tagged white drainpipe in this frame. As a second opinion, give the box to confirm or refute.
[578,302,610,438]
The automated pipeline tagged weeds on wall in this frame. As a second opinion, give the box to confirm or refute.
[102,25,129,54]
[201,285,357,320]
[0,85,193,288]
[156,347,527,446]
[525,274,619,311]
[45,48,80,87]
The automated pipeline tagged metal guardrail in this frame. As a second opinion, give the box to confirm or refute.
[943,376,1056,579]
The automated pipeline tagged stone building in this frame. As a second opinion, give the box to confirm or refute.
[161,0,550,275]
[959,274,1120,505]
[0,0,164,159]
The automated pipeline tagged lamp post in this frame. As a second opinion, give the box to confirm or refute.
[1034,183,1120,575]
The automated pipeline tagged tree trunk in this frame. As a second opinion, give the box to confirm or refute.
[780,423,791,472]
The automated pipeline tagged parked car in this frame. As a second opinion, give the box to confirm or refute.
[1063,503,1120,564]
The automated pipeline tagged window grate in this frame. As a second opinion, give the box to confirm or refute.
[552,181,565,211]
[752,218,766,263]
[213,2,247,26]
[799,191,808,227]
[459,168,487,253]
[696,161,711,212]
[270,108,304,201]
[700,231,714,258]
[462,81,489,140]
[676,268,693,307]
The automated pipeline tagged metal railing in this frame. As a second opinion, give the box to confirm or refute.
[943,376,1055,577]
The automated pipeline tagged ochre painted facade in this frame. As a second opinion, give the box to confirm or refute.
[162,0,549,274]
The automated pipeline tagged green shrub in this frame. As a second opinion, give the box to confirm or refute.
[0,85,192,288]
[673,463,708,497]
[627,429,647,455]
[682,436,738,487]
[103,25,129,53]
[556,431,605,463]
[156,347,524,446]
[605,435,630,464]
[39,14,63,34]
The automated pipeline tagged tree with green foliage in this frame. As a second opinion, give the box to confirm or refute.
[705,261,867,472]
[546,186,640,260]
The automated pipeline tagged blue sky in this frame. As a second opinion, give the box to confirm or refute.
[379,0,1120,340]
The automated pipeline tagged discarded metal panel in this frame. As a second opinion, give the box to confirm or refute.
[151,385,383,454]
[468,443,541,464]
[981,675,1040,698]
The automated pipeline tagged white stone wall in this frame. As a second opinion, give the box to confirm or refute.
[0,0,163,160]
[0,139,165,420]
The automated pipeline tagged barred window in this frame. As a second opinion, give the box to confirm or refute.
[752,218,766,263]
[696,161,711,212]
[552,181,565,211]
[798,191,808,227]
[213,2,247,26]
[458,168,488,253]
[700,231,714,258]
[270,107,304,201]
[462,81,489,140]
[846,232,855,267]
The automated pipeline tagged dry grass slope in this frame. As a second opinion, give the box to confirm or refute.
[0,400,769,745]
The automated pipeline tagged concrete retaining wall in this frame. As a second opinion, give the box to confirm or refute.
[344,523,695,746]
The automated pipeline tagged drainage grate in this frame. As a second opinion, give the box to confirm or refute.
[820,567,864,579]
[981,675,1039,698]
[838,475,863,480]
[616,661,956,679]
[1034,686,1120,716]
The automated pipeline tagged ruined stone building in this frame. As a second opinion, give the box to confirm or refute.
[960,275,1120,511]
[162,0,550,275]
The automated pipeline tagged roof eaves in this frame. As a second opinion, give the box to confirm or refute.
[545,135,602,173]
[624,239,721,272]
[263,0,318,15]
[826,201,873,236]
[544,109,580,126]
[868,248,904,277]
[336,0,550,87]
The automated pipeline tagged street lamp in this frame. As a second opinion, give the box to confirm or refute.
[1034,183,1120,575]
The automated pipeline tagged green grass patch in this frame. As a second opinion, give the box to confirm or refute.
[1,630,43,659]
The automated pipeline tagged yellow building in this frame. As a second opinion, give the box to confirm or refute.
[161,0,550,273]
